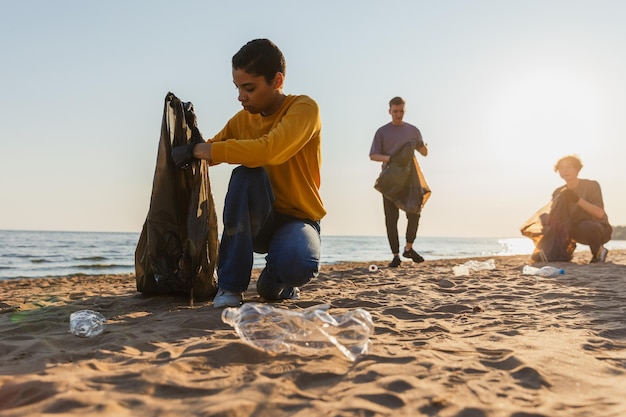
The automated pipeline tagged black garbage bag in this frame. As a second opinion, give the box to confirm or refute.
[520,193,576,263]
[374,161,411,202]
[135,92,219,300]
[374,142,426,214]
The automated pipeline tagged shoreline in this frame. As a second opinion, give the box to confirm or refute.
[4,230,626,281]
[0,247,619,283]
[1,250,625,416]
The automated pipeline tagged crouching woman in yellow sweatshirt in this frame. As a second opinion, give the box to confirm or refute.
[172,39,325,308]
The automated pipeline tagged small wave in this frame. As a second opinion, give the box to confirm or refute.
[1,253,35,258]
[1,272,95,281]
[31,259,53,263]
[75,256,107,261]
[72,263,130,270]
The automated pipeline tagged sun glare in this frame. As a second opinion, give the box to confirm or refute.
[486,66,602,166]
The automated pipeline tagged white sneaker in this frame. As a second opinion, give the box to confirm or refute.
[279,287,301,300]
[213,288,243,308]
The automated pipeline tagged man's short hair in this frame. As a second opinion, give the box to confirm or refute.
[389,96,405,107]
[232,39,286,84]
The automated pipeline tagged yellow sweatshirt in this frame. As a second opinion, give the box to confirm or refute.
[210,95,325,221]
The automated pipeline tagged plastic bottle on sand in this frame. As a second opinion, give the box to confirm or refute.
[522,265,565,277]
[465,259,496,271]
[222,303,374,361]
[453,259,496,276]
[70,310,107,337]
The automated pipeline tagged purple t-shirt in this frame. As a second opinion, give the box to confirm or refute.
[369,122,423,156]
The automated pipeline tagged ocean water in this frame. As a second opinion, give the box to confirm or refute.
[1,229,625,280]
[0,230,138,280]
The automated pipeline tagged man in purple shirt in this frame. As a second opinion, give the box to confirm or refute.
[370,96,429,267]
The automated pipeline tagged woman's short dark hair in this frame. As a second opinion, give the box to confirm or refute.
[232,39,286,84]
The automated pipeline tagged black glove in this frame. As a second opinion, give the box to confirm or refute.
[560,188,580,204]
[171,143,197,168]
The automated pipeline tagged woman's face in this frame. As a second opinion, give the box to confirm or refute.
[232,68,283,116]
[557,160,579,182]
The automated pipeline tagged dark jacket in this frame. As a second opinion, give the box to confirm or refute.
[135,92,219,300]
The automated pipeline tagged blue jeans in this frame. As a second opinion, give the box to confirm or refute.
[217,166,321,299]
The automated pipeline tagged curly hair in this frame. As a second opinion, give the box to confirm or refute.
[554,154,583,172]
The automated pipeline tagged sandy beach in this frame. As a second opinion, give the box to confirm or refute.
[1,250,626,416]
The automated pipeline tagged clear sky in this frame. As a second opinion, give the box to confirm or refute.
[1,1,625,238]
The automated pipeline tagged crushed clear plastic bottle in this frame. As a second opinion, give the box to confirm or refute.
[221,303,374,361]
[522,265,565,277]
[70,310,107,337]
[452,259,496,276]
[465,259,496,271]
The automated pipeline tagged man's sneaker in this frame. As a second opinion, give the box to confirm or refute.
[402,248,425,263]
[213,288,243,308]
[278,286,300,300]
[388,255,401,267]
[590,247,609,263]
